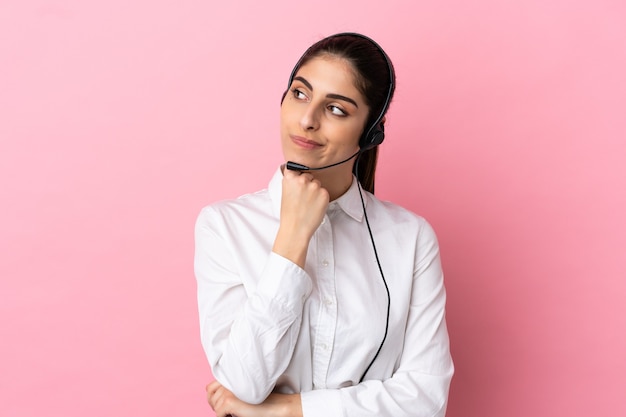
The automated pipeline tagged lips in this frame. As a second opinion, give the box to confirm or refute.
[290,135,322,150]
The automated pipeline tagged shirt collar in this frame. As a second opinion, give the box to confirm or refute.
[268,166,367,222]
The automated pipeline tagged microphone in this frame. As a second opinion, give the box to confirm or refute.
[285,150,361,171]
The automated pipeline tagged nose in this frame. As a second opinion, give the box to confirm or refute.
[299,104,320,131]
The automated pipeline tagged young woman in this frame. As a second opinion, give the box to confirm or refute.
[195,33,453,417]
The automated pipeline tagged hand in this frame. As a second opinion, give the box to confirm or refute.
[273,168,329,268]
[206,380,251,417]
[280,168,330,239]
[205,381,302,417]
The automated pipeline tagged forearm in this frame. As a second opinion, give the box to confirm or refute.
[196,205,313,403]
[207,382,303,417]
[300,368,453,417]
[201,253,312,404]
[272,225,311,269]
[264,393,303,417]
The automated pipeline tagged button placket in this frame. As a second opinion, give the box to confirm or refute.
[311,211,337,388]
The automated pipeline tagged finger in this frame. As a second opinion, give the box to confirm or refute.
[212,388,230,417]
[206,381,222,406]
[283,166,300,179]
[208,380,223,389]
[299,173,315,183]
[209,389,224,412]
[206,380,221,395]
[284,166,314,181]
[210,387,223,409]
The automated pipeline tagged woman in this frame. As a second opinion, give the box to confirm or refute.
[195,33,453,417]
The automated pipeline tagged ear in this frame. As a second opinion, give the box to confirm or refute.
[381,116,387,125]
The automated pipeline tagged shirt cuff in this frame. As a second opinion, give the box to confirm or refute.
[301,389,342,417]
[255,252,312,311]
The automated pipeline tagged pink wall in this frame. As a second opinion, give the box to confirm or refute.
[1,1,624,416]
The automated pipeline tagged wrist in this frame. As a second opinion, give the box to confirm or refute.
[269,393,302,417]
[273,227,311,269]
[284,394,302,417]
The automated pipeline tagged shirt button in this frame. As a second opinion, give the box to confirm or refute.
[321,218,326,225]
[321,343,328,350]
[324,297,333,305]
[321,260,329,267]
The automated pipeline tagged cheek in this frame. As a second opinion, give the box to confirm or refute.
[335,121,365,148]
[279,107,290,135]
[280,102,298,129]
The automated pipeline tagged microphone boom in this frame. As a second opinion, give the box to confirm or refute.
[286,150,361,172]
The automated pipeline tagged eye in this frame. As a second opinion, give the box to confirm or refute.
[328,105,347,117]
[291,88,308,101]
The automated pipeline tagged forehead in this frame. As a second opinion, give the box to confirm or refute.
[294,56,364,101]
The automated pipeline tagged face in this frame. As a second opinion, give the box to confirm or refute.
[280,56,369,173]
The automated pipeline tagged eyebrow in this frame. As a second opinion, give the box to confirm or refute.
[293,76,359,108]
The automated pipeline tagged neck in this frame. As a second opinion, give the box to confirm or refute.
[310,164,354,201]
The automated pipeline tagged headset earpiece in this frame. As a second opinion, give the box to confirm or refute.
[360,123,385,150]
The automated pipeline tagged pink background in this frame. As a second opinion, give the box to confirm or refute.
[1,1,625,416]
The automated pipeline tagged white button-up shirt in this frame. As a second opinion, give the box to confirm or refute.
[195,168,453,417]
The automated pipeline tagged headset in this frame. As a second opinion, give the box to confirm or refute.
[282,33,395,382]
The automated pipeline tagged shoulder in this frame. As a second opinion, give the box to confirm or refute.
[366,193,432,229]
[366,193,439,243]
[198,167,283,224]
[196,188,273,228]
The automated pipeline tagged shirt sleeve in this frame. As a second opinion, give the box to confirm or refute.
[194,206,313,404]
[300,218,454,417]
